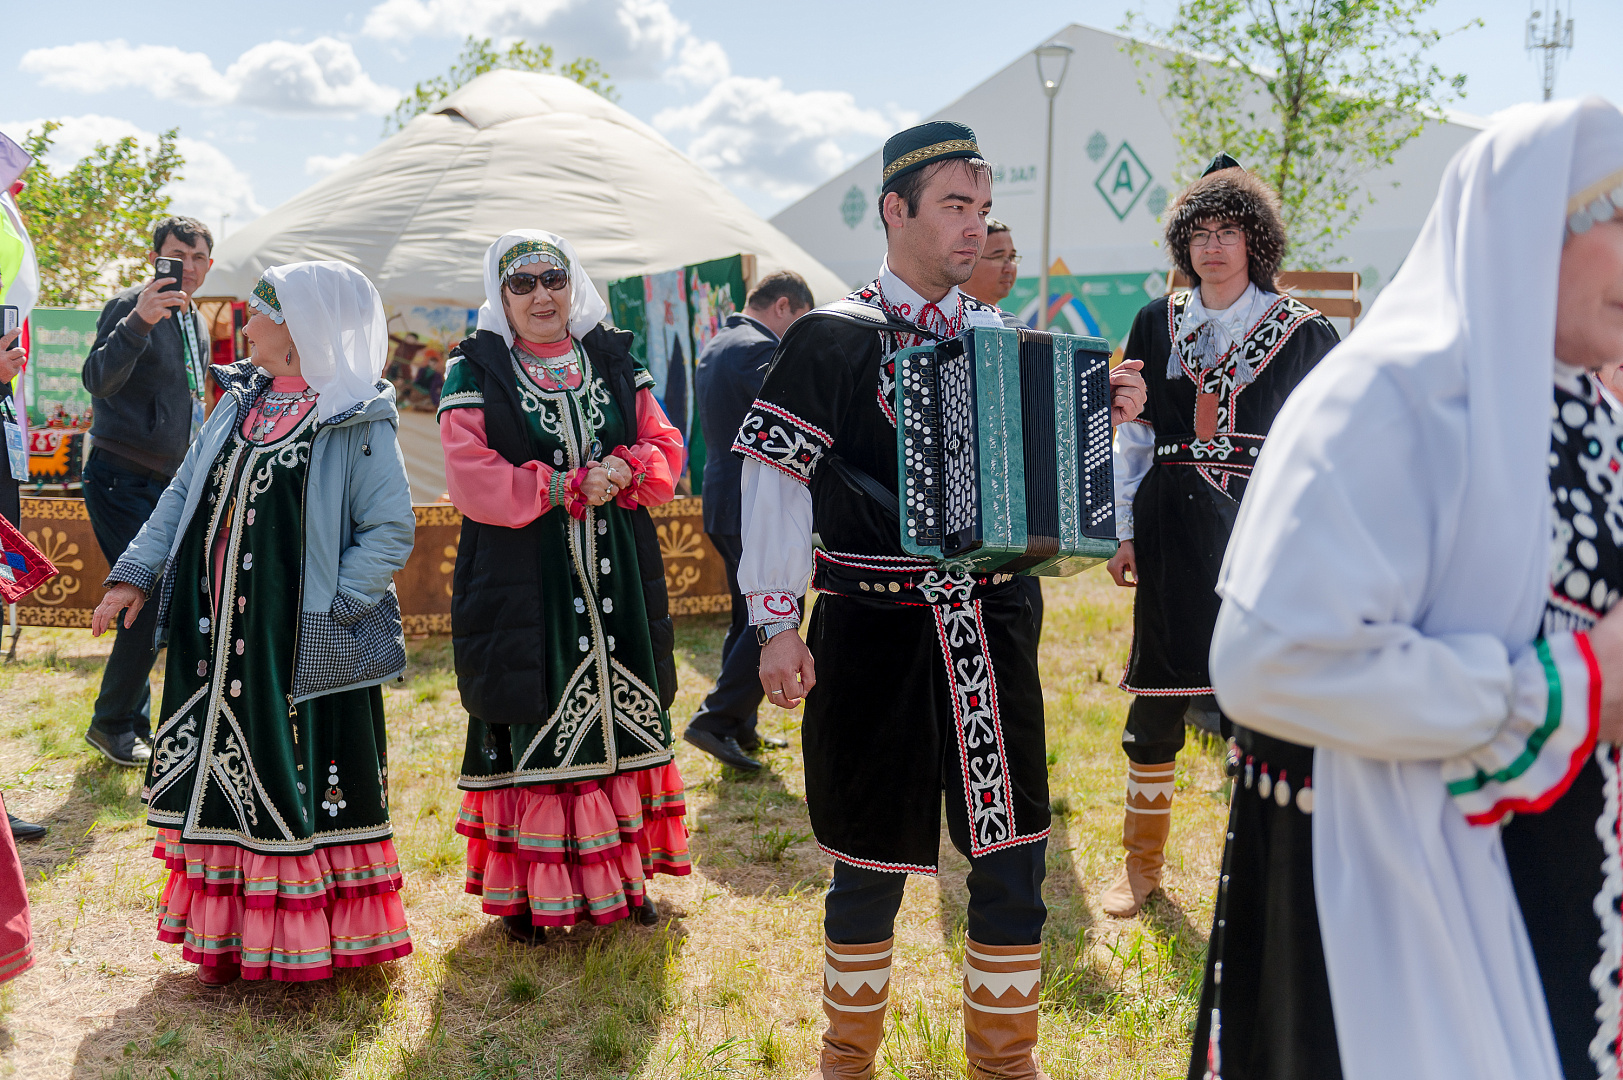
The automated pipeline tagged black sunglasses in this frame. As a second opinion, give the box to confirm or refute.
[505,267,569,295]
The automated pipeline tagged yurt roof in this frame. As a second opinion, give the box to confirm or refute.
[208,70,848,307]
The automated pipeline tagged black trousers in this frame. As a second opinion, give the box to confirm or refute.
[82,451,167,741]
[1121,693,1226,766]
[825,840,1047,946]
[686,533,765,742]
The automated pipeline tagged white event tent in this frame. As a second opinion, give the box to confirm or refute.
[772,23,1488,322]
[208,70,847,500]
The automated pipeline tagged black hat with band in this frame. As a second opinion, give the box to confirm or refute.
[881,121,981,192]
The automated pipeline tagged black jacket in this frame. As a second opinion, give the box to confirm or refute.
[695,313,776,535]
[82,284,204,475]
[447,326,676,725]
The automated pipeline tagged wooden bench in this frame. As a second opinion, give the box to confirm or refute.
[1167,269,1363,329]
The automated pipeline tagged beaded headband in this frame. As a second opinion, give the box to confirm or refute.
[1567,168,1623,236]
[248,278,284,325]
[498,239,568,282]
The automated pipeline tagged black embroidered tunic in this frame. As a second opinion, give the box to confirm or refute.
[732,281,1051,873]
[1120,292,1338,694]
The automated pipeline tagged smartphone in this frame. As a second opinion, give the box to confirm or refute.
[154,257,184,293]
[0,305,17,337]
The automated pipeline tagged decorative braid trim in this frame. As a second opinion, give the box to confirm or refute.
[1590,746,1623,1075]
[817,841,937,876]
[882,138,979,183]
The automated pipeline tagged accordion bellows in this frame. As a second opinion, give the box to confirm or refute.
[896,326,1118,576]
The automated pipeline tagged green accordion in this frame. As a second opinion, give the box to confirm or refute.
[895,326,1119,576]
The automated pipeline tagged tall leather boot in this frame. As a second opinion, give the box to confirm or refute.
[808,936,892,1080]
[962,939,1048,1079]
[1099,761,1175,917]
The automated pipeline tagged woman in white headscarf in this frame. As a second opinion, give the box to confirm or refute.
[90,261,416,986]
[1198,98,1623,1080]
[437,231,689,944]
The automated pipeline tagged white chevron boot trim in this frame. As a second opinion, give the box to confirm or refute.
[822,941,892,1010]
[963,939,1049,1080]
[812,937,893,1079]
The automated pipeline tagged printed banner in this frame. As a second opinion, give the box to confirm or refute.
[1004,270,1165,351]
[608,254,752,496]
[23,307,98,428]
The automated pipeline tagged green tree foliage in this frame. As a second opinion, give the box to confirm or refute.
[386,36,617,133]
[15,121,185,307]
[1125,0,1479,266]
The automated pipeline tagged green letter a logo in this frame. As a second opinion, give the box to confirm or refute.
[1113,161,1135,193]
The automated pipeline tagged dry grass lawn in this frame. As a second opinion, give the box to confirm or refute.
[0,571,1229,1079]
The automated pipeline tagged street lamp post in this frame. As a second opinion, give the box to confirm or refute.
[1034,40,1073,331]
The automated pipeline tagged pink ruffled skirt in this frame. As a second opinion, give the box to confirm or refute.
[457,760,691,927]
[152,830,413,981]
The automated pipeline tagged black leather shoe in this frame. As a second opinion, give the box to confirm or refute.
[631,896,660,926]
[84,728,151,768]
[8,814,46,842]
[738,734,789,752]
[682,728,762,771]
[501,913,547,945]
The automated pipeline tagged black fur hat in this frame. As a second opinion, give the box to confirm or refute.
[1164,162,1287,293]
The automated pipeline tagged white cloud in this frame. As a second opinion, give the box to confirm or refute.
[305,152,360,177]
[21,38,397,116]
[18,42,234,102]
[655,78,913,202]
[362,0,722,85]
[1,115,264,227]
[668,38,729,88]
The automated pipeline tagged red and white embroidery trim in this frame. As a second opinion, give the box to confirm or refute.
[918,568,1046,858]
[746,590,799,626]
[733,398,831,484]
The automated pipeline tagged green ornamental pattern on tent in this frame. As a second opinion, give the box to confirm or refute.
[439,343,674,789]
[146,411,393,853]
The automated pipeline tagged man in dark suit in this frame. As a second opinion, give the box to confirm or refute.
[80,216,213,769]
[683,271,813,771]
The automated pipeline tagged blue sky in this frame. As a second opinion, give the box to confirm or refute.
[5,0,1618,236]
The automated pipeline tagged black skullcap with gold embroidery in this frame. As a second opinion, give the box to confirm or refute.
[881,121,981,192]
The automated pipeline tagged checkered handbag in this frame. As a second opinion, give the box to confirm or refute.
[0,514,57,604]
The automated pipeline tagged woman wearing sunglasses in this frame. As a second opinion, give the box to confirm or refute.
[437,230,689,942]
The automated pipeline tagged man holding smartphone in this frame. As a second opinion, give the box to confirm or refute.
[80,216,213,767]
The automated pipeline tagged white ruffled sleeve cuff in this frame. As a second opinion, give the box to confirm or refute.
[1442,631,1600,826]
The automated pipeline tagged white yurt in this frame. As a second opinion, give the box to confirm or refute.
[209,70,847,500]
[210,69,847,307]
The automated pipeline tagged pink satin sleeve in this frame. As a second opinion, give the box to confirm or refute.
[620,389,683,508]
[439,408,556,528]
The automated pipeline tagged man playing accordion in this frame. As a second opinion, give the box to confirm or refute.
[734,121,1146,1079]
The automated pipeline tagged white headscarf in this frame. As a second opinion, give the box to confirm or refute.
[260,261,388,422]
[475,230,608,349]
[1216,98,1623,1080]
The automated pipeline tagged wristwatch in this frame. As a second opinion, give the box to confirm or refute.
[755,620,798,646]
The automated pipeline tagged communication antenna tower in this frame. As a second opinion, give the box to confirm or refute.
[1526,3,1575,102]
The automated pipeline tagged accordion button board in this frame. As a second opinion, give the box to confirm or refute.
[896,326,1119,576]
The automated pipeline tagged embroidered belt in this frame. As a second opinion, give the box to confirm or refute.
[812,549,1019,607]
[1152,431,1266,474]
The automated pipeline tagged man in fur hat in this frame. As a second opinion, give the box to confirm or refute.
[1099,154,1340,918]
